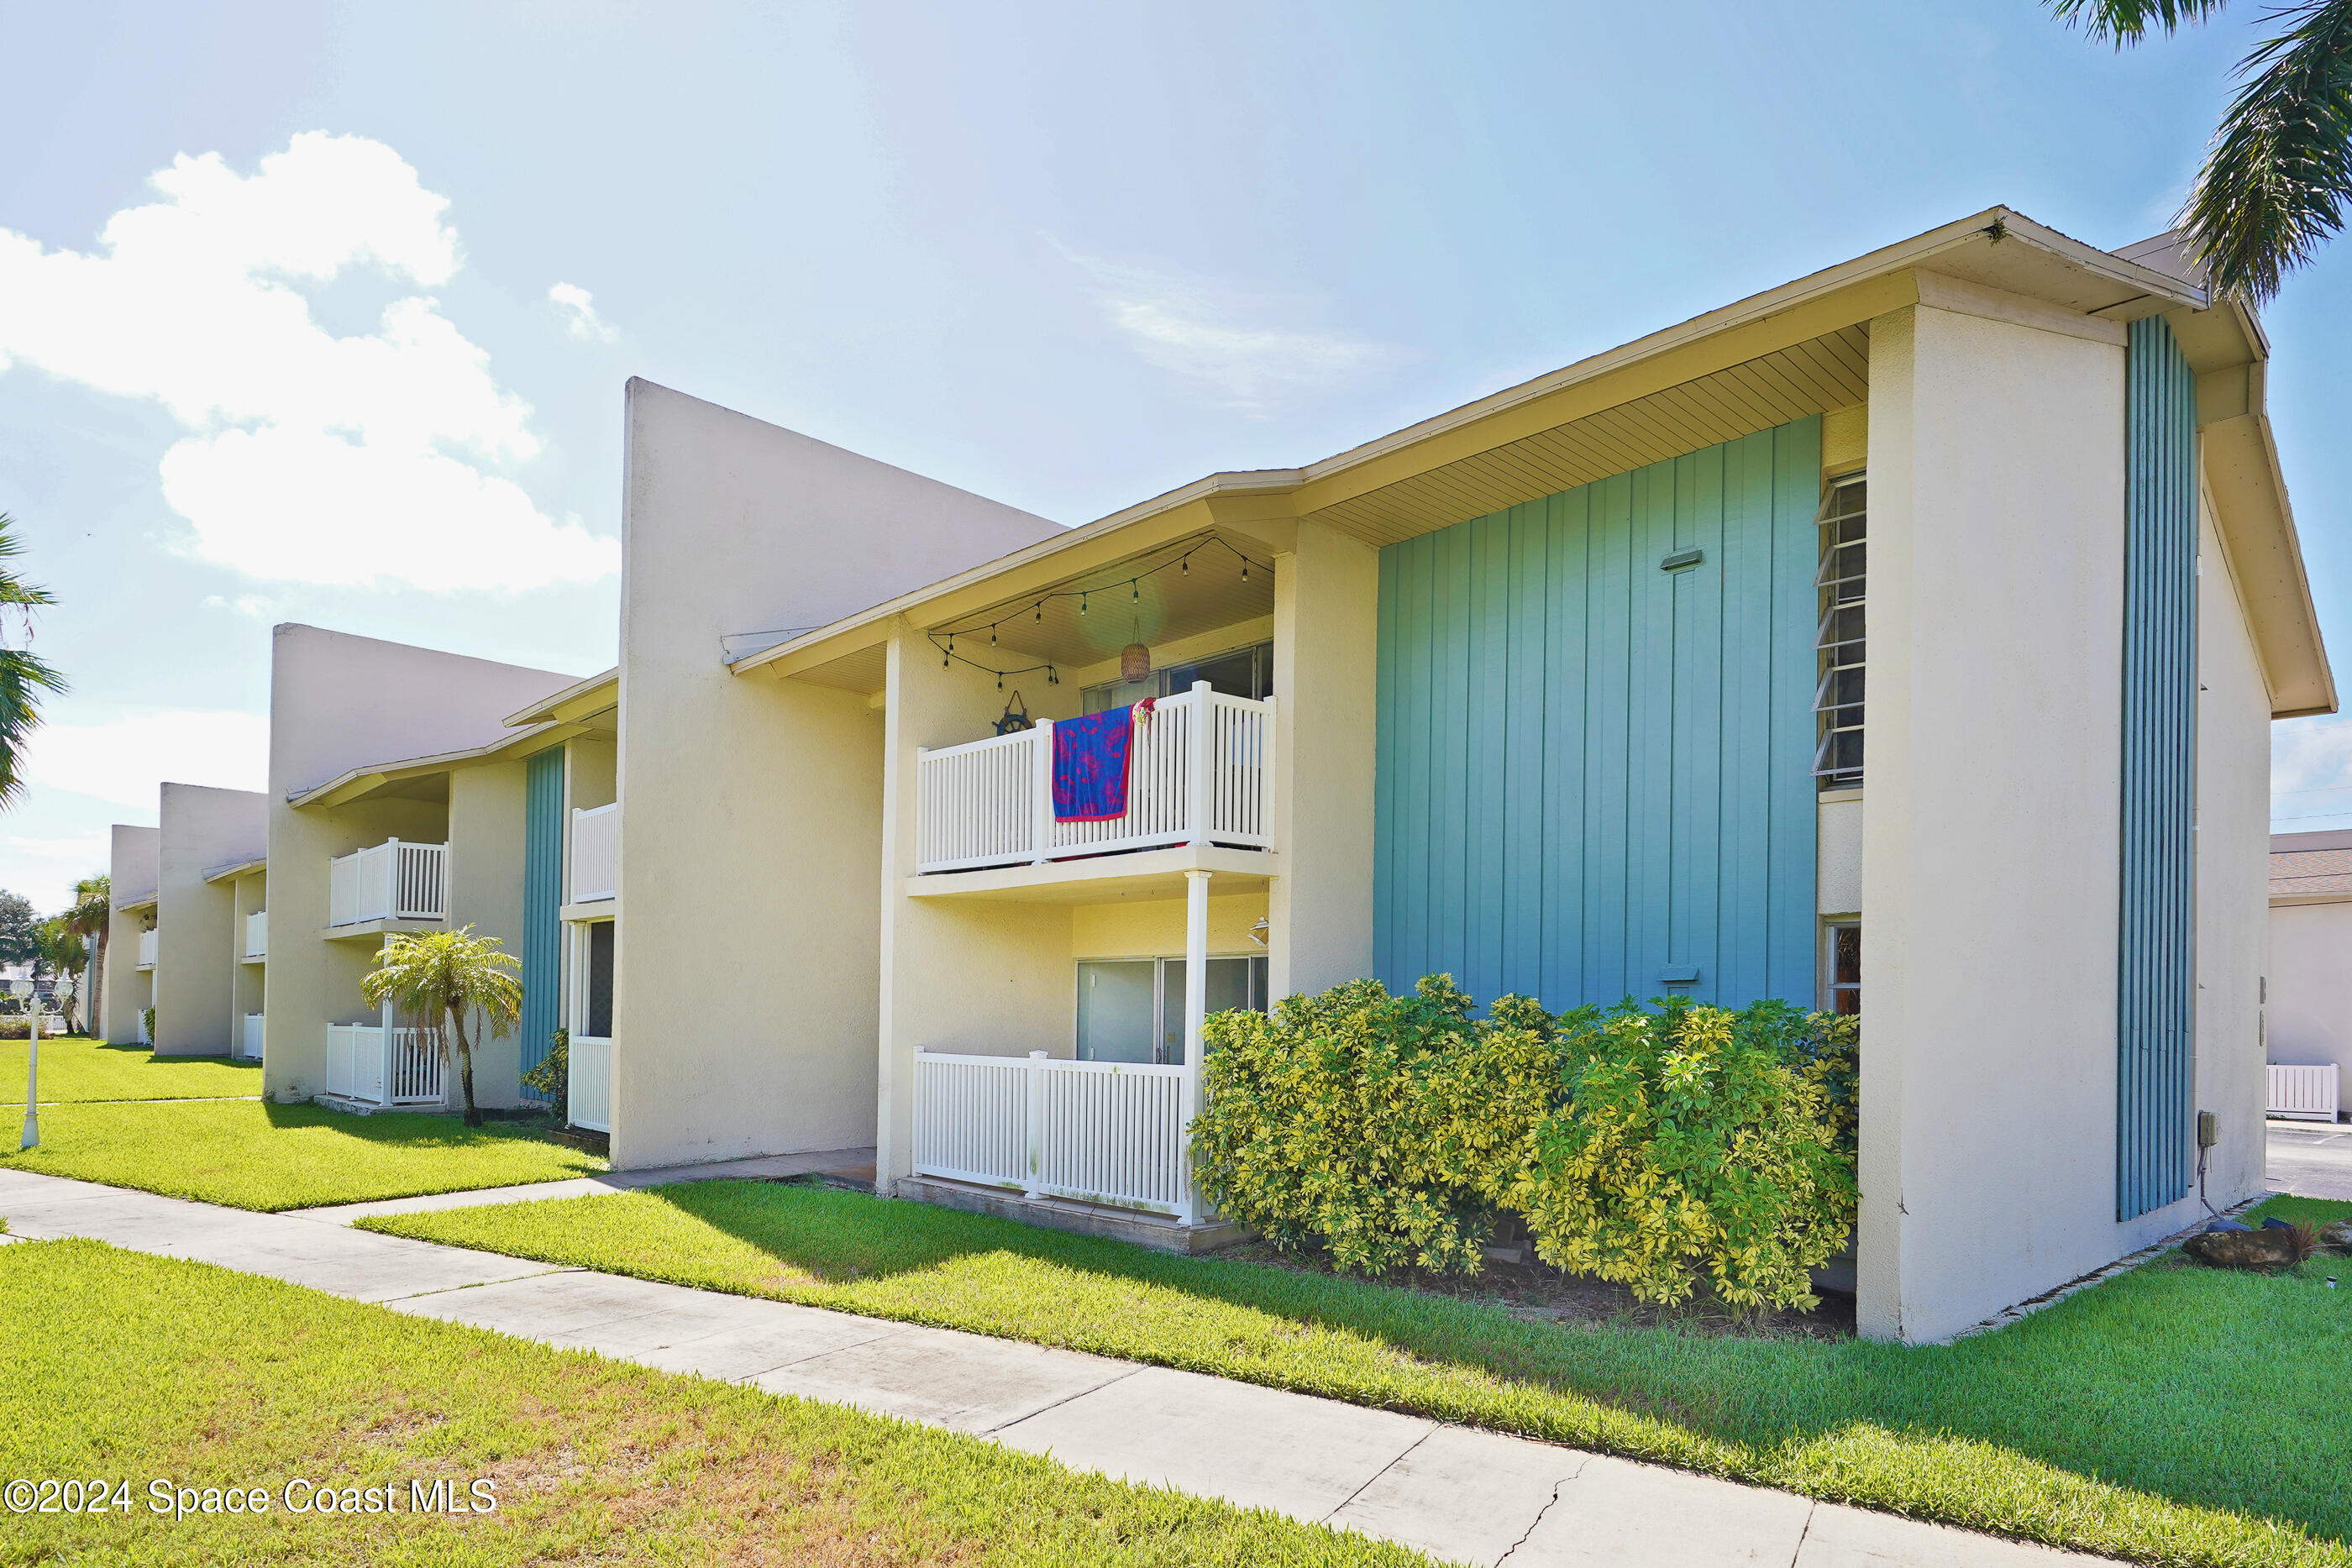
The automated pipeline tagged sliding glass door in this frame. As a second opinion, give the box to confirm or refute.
[1076,955,1268,1064]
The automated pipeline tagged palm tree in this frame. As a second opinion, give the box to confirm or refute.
[2050,0,2352,302]
[360,926,522,1127]
[0,514,64,803]
[34,919,86,1035]
[62,875,108,1039]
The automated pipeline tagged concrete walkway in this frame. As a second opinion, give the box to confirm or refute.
[2268,1119,2352,1202]
[0,1167,2100,1568]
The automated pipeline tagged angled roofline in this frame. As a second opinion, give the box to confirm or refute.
[287,718,581,810]
[506,665,619,729]
[202,855,268,885]
[728,205,2215,681]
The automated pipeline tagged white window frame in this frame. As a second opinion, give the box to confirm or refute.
[1074,951,1269,1064]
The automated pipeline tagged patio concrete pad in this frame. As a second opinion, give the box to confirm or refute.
[1326,1421,1587,1564]
[1510,1454,1815,1566]
[995,1363,1435,1522]
[753,1322,1134,1434]
[1795,1502,2100,1566]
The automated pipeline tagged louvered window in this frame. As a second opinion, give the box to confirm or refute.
[1814,475,1866,787]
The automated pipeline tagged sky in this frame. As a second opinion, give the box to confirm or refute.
[1,0,2348,910]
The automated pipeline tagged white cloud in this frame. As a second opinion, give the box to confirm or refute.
[7,835,111,864]
[0,132,617,593]
[23,710,268,809]
[1063,249,1411,416]
[2271,711,2352,830]
[549,282,617,343]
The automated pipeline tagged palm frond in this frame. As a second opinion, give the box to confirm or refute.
[0,516,55,609]
[2047,0,2232,45]
[2184,0,2352,301]
[0,647,67,805]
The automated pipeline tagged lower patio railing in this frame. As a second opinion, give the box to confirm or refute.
[568,1036,612,1133]
[2267,1063,2340,1122]
[323,1024,445,1107]
[911,1048,1189,1216]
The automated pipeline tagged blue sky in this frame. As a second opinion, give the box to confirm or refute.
[0,1,2346,909]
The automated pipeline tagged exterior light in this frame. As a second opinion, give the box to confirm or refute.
[1121,642,1152,684]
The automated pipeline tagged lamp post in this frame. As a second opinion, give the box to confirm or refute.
[14,978,37,1150]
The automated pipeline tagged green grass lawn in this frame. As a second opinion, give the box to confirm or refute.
[0,1099,604,1211]
[0,1238,1429,1566]
[368,1182,2352,1568]
[0,1035,262,1103]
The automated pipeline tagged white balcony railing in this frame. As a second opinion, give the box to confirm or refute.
[244,910,268,959]
[324,1023,444,1106]
[913,1048,1189,1215]
[571,803,618,903]
[2269,1063,2340,1122]
[568,1036,612,1133]
[916,684,1273,875]
[241,1012,265,1060]
[136,929,158,969]
[328,840,449,927]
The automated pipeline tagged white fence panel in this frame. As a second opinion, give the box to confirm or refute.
[912,1049,1188,1215]
[1033,1057,1188,1213]
[2269,1063,2340,1121]
[241,1012,265,1060]
[387,1028,444,1104]
[328,841,449,926]
[136,929,158,969]
[913,687,1275,875]
[326,1024,378,1101]
[569,1037,612,1132]
[244,910,267,959]
[912,1051,1032,1188]
[571,804,619,902]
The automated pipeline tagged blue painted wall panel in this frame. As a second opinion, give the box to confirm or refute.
[2117,317,2198,1220]
[1373,418,1822,1011]
[520,746,564,1079]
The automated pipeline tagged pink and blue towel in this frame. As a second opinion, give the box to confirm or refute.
[1053,701,1149,821]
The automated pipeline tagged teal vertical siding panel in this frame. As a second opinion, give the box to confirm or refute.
[2118,317,2199,1220]
[519,746,564,1078]
[1373,417,1821,1011]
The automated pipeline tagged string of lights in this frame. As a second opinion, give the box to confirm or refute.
[927,535,1272,690]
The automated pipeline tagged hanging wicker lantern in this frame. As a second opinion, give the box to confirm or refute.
[1121,642,1152,684]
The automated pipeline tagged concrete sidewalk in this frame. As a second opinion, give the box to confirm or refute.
[0,1167,2100,1568]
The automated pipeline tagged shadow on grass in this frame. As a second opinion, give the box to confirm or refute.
[256,1099,556,1149]
[657,1177,2352,1548]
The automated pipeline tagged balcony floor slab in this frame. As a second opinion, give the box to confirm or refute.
[320,917,444,942]
[904,842,1274,905]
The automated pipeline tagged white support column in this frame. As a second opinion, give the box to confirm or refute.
[1031,720,1054,864]
[1186,680,1213,847]
[1179,866,1211,1225]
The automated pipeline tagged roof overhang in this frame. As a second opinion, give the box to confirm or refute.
[202,856,266,885]
[506,667,619,729]
[289,718,583,810]
[734,207,2231,693]
[114,894,156,914]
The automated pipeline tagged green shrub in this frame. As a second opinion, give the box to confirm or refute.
[1192,978,1859,1314]
[521,1027,569,1122]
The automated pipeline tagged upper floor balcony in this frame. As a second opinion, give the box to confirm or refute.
[571,803,617,904]
[328,839,449,931]
[244,910,267,961]
[915,683,1273,878]
[135,929,158,970]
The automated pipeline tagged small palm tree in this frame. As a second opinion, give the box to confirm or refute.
[34,919,86,1034]
[360,926,522,1127]
[62,875,108,1037]
[2049,0,2352,302]
[0,514,65,803]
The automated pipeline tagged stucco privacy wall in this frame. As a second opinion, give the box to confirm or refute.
[1855,298,2270,1343]
[612,380,1063,1170]
[104,824,159,1043]
[449,762,531,1108]
[262,627,577,1103]
[153,784,265,1056]
[1373,419,1820,1012]
[2271,895,2352,1093]
[2192,496,2273,1194]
